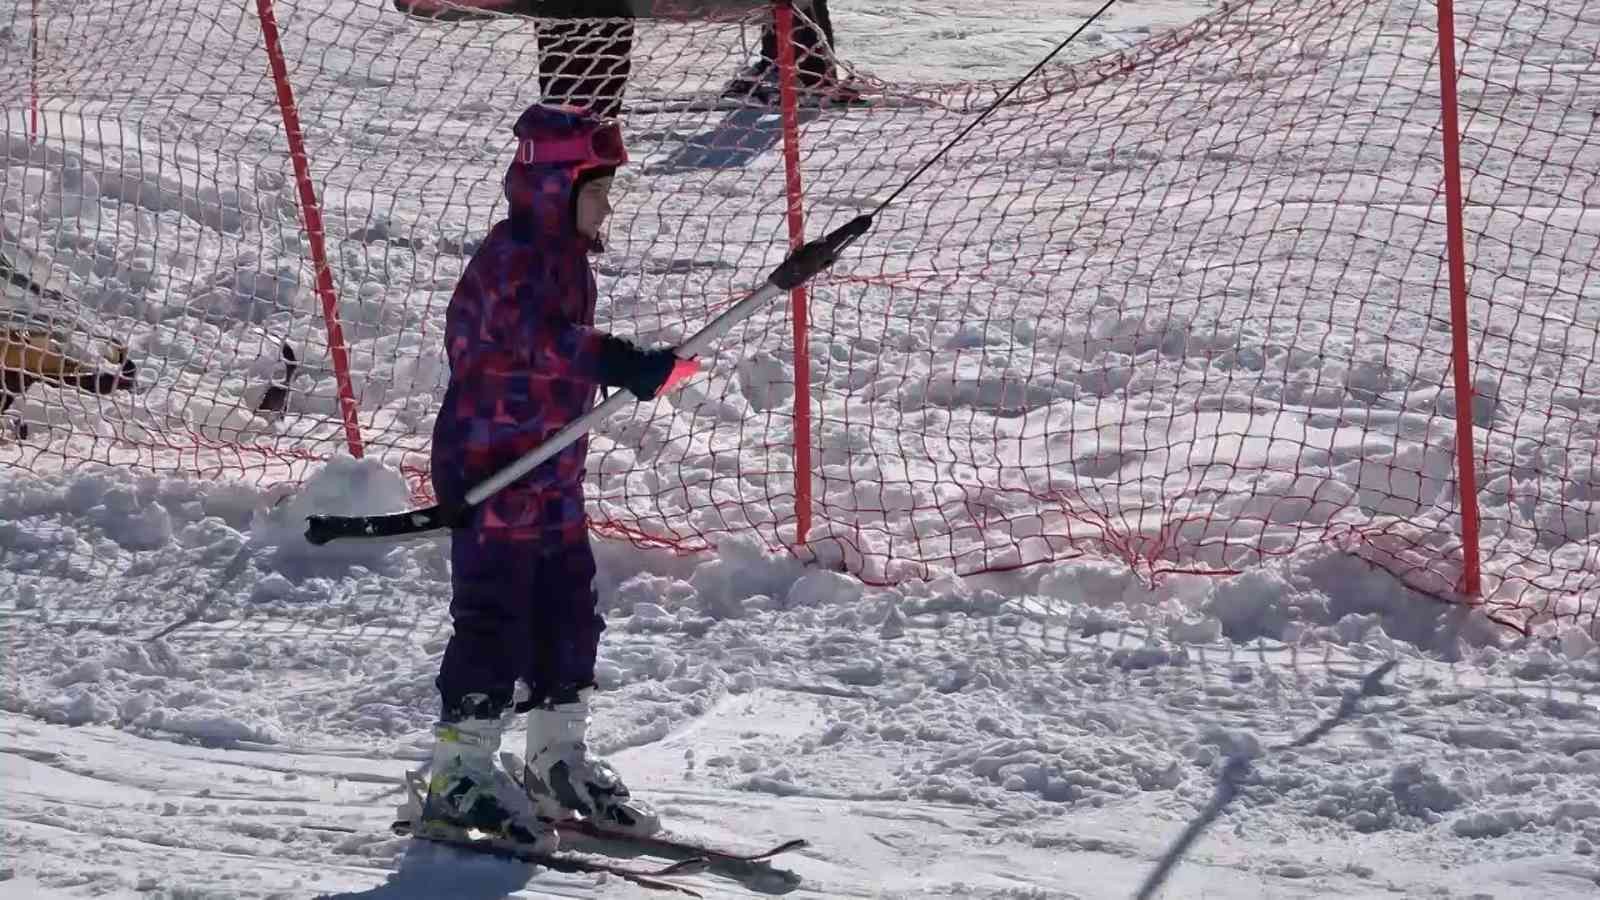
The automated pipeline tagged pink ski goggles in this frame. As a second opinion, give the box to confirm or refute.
[515,120,628,169]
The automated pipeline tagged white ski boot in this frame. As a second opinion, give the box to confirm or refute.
[522,690,660,836]
[418,712,558,854]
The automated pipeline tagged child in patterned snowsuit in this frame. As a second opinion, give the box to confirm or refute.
[421,103,691,849]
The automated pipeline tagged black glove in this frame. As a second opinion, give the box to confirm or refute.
[596,335,678,402]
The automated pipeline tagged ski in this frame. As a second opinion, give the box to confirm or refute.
[392,818,708,894]
[558,816,809,864]
[502,751,806,892]
[393,770,710,896]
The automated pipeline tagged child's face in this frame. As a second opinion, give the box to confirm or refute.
[575,176,614,240]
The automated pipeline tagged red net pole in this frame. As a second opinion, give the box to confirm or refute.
[1434,0,1482,598]
[253,0,365,459]
[773,0,813,548]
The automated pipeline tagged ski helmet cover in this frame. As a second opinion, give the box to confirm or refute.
[502,103,627,230]
[512,104,627,175]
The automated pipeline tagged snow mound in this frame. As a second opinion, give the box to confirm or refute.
[250,455,415,576]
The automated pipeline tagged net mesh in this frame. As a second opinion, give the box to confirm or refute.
[1,0,1595,628]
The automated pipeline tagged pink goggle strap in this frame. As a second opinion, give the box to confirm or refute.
[515,124,626,167]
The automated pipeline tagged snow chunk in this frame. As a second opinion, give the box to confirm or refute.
[734,350,793,413]
[1446,726,1521,751]
[1389,762,1465,814]
[1551,800,1600,823]
[786,570,863,610]
[201,482,267,531]
[830,659,884,686]
[1452,808,1533,838]
[51,661,105,687]
[250,572,298,604]
[626,602,679,634]
[1167,614,1223,644]
[687,536,808,618]
[1202,569,1324,641]
[1109,640,1187,671]
[119,692,158,723]
[614,573,694,616]
[1556,735,1600,755]
[147,709,281,745]
[1293,548,1502,654]
[1559,625,1597,659]
[1037,559,1148,608]
[44,688,115,725]
[100,502,174,551]
[879,603,907,639]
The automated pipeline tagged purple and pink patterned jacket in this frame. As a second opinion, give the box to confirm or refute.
[429,153,611,544]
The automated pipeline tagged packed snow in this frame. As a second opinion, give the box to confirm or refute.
[4,0,1600,897]
[5,459,1600,898]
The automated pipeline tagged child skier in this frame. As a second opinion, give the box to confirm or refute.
[422,103,695,850]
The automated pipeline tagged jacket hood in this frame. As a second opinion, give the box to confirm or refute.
[501,104,628,250]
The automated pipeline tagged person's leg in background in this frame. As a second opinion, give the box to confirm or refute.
[725,0,852,99]
[794,0,837,87]
[535,17,635,118]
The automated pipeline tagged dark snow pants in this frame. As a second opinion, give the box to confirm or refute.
[531,0,837,119]
[436,528,604,722]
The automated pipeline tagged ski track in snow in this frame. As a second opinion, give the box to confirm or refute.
[4,0,1600,897]
[5,628,1600,898]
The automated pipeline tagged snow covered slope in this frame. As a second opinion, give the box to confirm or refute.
[4,460,1600,898]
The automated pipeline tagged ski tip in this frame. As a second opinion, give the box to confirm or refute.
[658,857,714,876]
